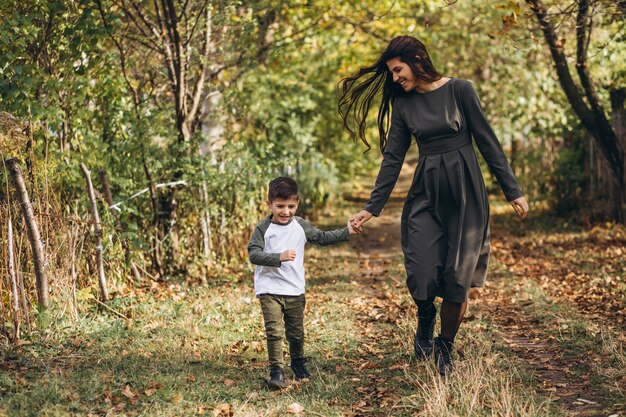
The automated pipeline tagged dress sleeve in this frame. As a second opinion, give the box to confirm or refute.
[364,101,412,216]
[248,222,281,267]
[295,217,350,246]
[460,81,524,202]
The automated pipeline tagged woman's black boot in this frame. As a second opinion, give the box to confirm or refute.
[433,335,454,376]
[414,304,437,360]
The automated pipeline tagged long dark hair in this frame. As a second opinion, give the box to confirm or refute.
[338,36,442,152]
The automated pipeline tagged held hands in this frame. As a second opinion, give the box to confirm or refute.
[349,210,373,234]
[280,249,297,262]
[347,219,358,234]
[511,196,529,219]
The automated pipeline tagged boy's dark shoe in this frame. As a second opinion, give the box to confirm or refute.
[433,336,454,377]
[267,367,286,390]
[414,306,437,360]
[290,358,311,381]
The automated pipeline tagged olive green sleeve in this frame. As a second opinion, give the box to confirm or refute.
[248,218,281,267]
[295,217,350,246]
[459,80,524,202]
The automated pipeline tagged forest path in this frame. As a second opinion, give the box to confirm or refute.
[340,155,625,416]
[1,159,624,417]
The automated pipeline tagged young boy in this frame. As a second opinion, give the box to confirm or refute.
[248,176,356,389]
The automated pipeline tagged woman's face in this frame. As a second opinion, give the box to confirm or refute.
[386,57,417,92]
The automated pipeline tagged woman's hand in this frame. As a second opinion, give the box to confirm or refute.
[510,196,529,219]
[350,210,374,233]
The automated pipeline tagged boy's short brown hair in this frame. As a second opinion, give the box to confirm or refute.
[268,177,299,201]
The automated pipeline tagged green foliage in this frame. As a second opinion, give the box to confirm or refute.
[1,0,624,313]
[549,130,587,216]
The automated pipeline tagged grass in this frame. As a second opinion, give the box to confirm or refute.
[1,241,566,417]
[4,203,624,416]
[485,247,626,416]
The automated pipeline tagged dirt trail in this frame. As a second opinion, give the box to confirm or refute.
[348,157,617,416]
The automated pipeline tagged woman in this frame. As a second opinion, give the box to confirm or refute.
[340,36,529,376]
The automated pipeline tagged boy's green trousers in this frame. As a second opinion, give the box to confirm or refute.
[259,294,306,370]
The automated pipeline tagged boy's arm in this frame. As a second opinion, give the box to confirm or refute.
[295,217,350,246]
[248,223,281,267]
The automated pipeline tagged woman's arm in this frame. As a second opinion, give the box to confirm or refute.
[459,80,524,203]
[362,102,412,217]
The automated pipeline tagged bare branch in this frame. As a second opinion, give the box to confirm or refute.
[189,4,211,123]
[575,0,610,125]
[183,0,210,48]
[118,0,161,49]
[177,0,191,26]
[526,0,595,127]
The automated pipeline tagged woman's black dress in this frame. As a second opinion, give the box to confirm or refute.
[364,78,523,303]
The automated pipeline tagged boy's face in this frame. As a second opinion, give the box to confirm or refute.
[267,196,299,224]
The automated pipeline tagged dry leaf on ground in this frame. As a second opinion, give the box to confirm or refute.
[212,403,233,416]
[121,385,135,399]
[287,402,304,414]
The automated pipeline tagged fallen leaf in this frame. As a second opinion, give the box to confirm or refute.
[212,403,233,416]
[223,379,235,386]
[287,402,304,414]
[121,385,135,399]
[172,393,183,404]
[144,388,156,397]
[186,374,196,382]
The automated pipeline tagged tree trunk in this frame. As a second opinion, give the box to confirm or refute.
[526,0,625,222]
[98,169,114,212]
[79,163,108,302]
[70,225,81,320]
[17,272,31,332]
[143,159,164,278]
[4,158,49,307]
[611,88,626,213]
[8,218,20,340]
[201,178,212,267]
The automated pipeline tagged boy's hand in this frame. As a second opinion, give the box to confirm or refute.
[347,219,359,234]
[280,249,297,262]
[350,210,372,233]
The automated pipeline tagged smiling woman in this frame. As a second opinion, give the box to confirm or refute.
[386,57,451,94]
[339,35,529,377]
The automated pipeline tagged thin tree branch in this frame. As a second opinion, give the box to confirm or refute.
[575,0,615,142]
[526,0,596,128]
[189,4,211,123]
[183,0,209,48]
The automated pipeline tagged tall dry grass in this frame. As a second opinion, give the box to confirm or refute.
[393,308,563,417]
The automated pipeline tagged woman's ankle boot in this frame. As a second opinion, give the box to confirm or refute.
[414,305,437,360]
[433,335,454,376]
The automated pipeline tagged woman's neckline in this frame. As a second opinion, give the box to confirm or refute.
[414,77,454,95]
